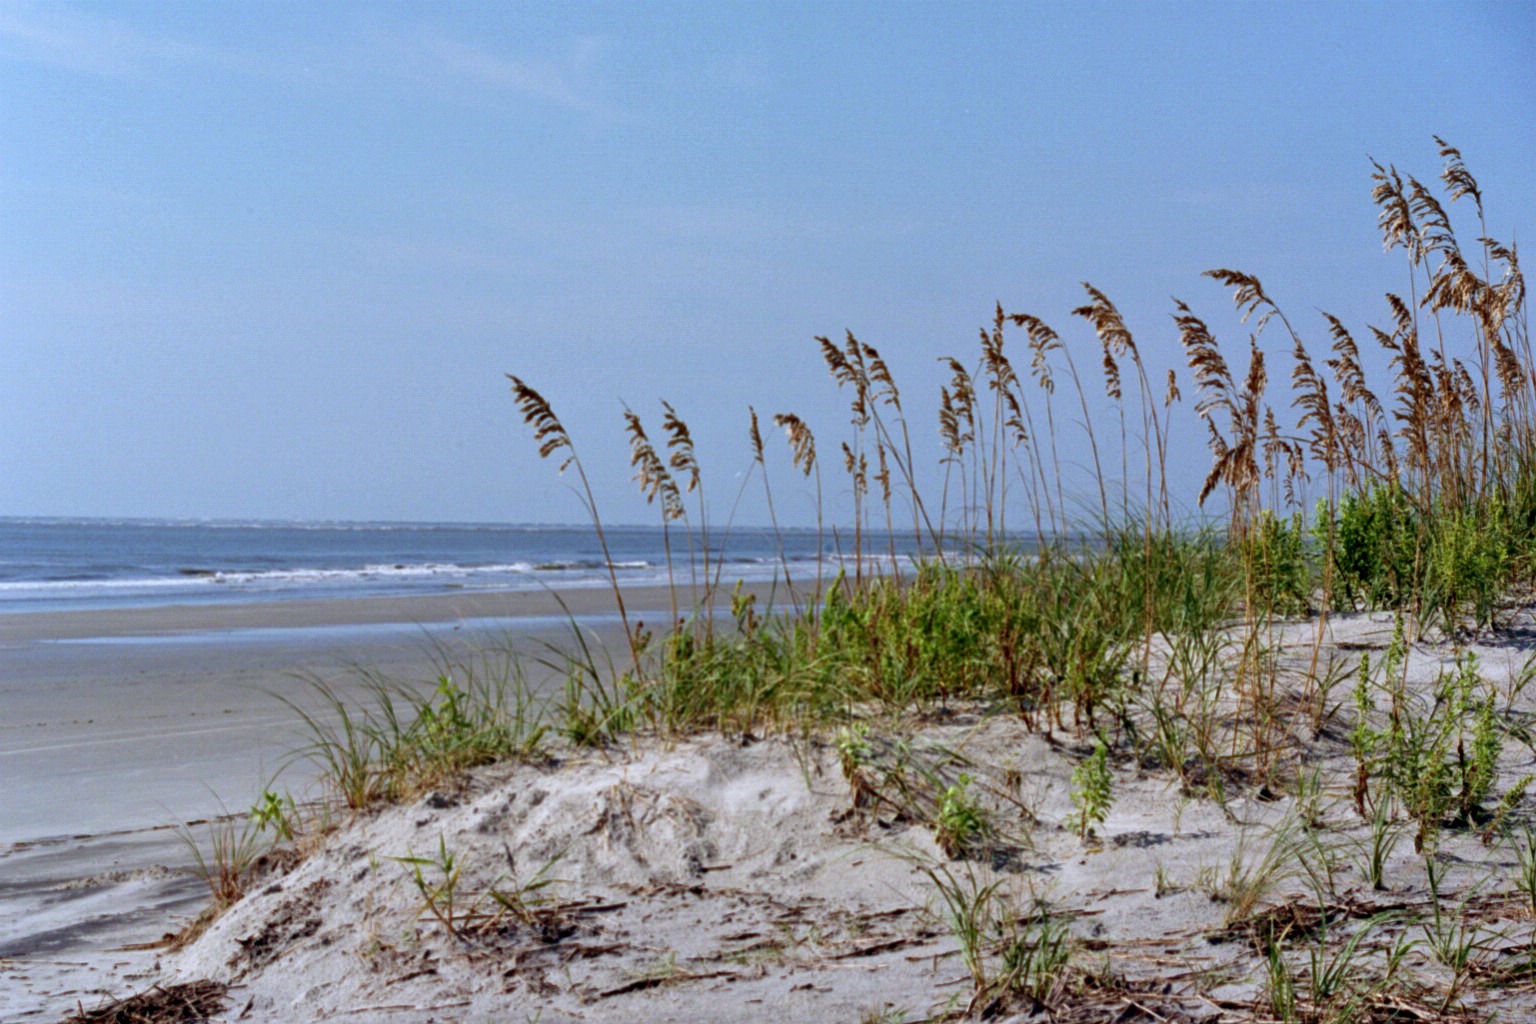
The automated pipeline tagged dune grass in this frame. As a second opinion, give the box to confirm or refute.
[275,140,1534,819]
[506,141,1536,1016]
[240,140,1536,1020]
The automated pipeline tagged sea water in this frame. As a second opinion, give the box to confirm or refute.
[0,518,933,614]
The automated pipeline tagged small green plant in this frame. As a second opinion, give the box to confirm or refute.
[1069,740,1114,841]
[1323,485,1419,613]
[177,808,270,910]
[279,649,549,810]
[1260,897,1409,1024]
[1420,858,1490,1009]
[249,787,299,842]
[394,835,467,939]
[1349,797,1403,892]
[935,773,992,858]
[1423,497,1511,637]
[912,857,1002,1001]
[391,839,569,945]
[909,854,1073,1014]
[836,721,883,812]
[1202,815,1306,926]
[1152,861,1185,898]
[836,722,873,777]
[1349,651,1379,818]
[996,904,1073,1005]
[1246,508,1312,617]
[1365,647,1521,849]
[487,846,567,934]
[1264,938,1299,1023]
[1480,772,1533,842]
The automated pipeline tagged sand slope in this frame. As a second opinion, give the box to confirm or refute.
[20,611,1536,1022]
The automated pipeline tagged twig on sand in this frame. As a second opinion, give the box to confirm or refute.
[334,1000,471,1015]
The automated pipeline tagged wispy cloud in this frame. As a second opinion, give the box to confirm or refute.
[408,32,621,117]
[0,4,631,121]
[0,2,211,79]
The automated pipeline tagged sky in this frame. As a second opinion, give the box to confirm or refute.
[2,1,1533,527]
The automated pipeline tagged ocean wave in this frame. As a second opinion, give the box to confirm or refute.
[0,558,689,596]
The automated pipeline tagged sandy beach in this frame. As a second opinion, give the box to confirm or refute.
[0,585,670,1021]
[9,596,1536,1022]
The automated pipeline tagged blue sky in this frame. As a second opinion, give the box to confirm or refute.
[2,1,1532,526]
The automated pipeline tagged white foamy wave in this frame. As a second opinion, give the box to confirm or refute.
[0,561,547,598]
[199,562,540,586]
[0,558,687,603]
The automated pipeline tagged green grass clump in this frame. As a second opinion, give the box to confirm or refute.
[280,647,549,810]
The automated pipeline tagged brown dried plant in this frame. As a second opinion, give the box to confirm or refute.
[1323,312,1392,480]
[1073,283,1170,525]
[1010,308,1110,528]
[624,409,682,521]
[937,357,978,546]
[774,411,825,597]
[855,336,942,558]
[624,408,683,623]
[661,401,712,622]
[508,376,639,667]
[1174,301,1267,530]
[1374,294,1437,499]
[1010,311,1070,531]
[747,406,796,608]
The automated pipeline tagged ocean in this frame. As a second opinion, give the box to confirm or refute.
[0,518,929,615]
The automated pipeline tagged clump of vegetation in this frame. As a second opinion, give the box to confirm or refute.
[228,140,1536,1020]
[934,773,993,858]
[496,143,1532,786]
[1069,739,1114,842]
[393,836,569,944]
[911,858,1075,1016]
[278,647,549,811]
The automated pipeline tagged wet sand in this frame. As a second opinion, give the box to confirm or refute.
[0,585,678,843]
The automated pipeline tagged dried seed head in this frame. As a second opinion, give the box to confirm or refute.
[821,334,870,425]
[508,376,575,474]
[624,408,682,519]
[1008,311,1061,393]
[841,442,867,495]
[939,387,964,457]
[660,401,700,493]
[1370,159,1420,258]
[1435,136,1483,219]
[1101,348,1122,402]
[941,357,977,429]
[1072,283,1139,360]
[979,315,1019,394]
[773,413,817,477]
[748,406,764,463]
[1204,268,1275,332]
[861,340,901,409]
[1290,336,1340,471]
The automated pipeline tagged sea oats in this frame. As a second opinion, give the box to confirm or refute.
[1435,135,1483,219]
[773,412,817,476]
[508,376,575,473]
